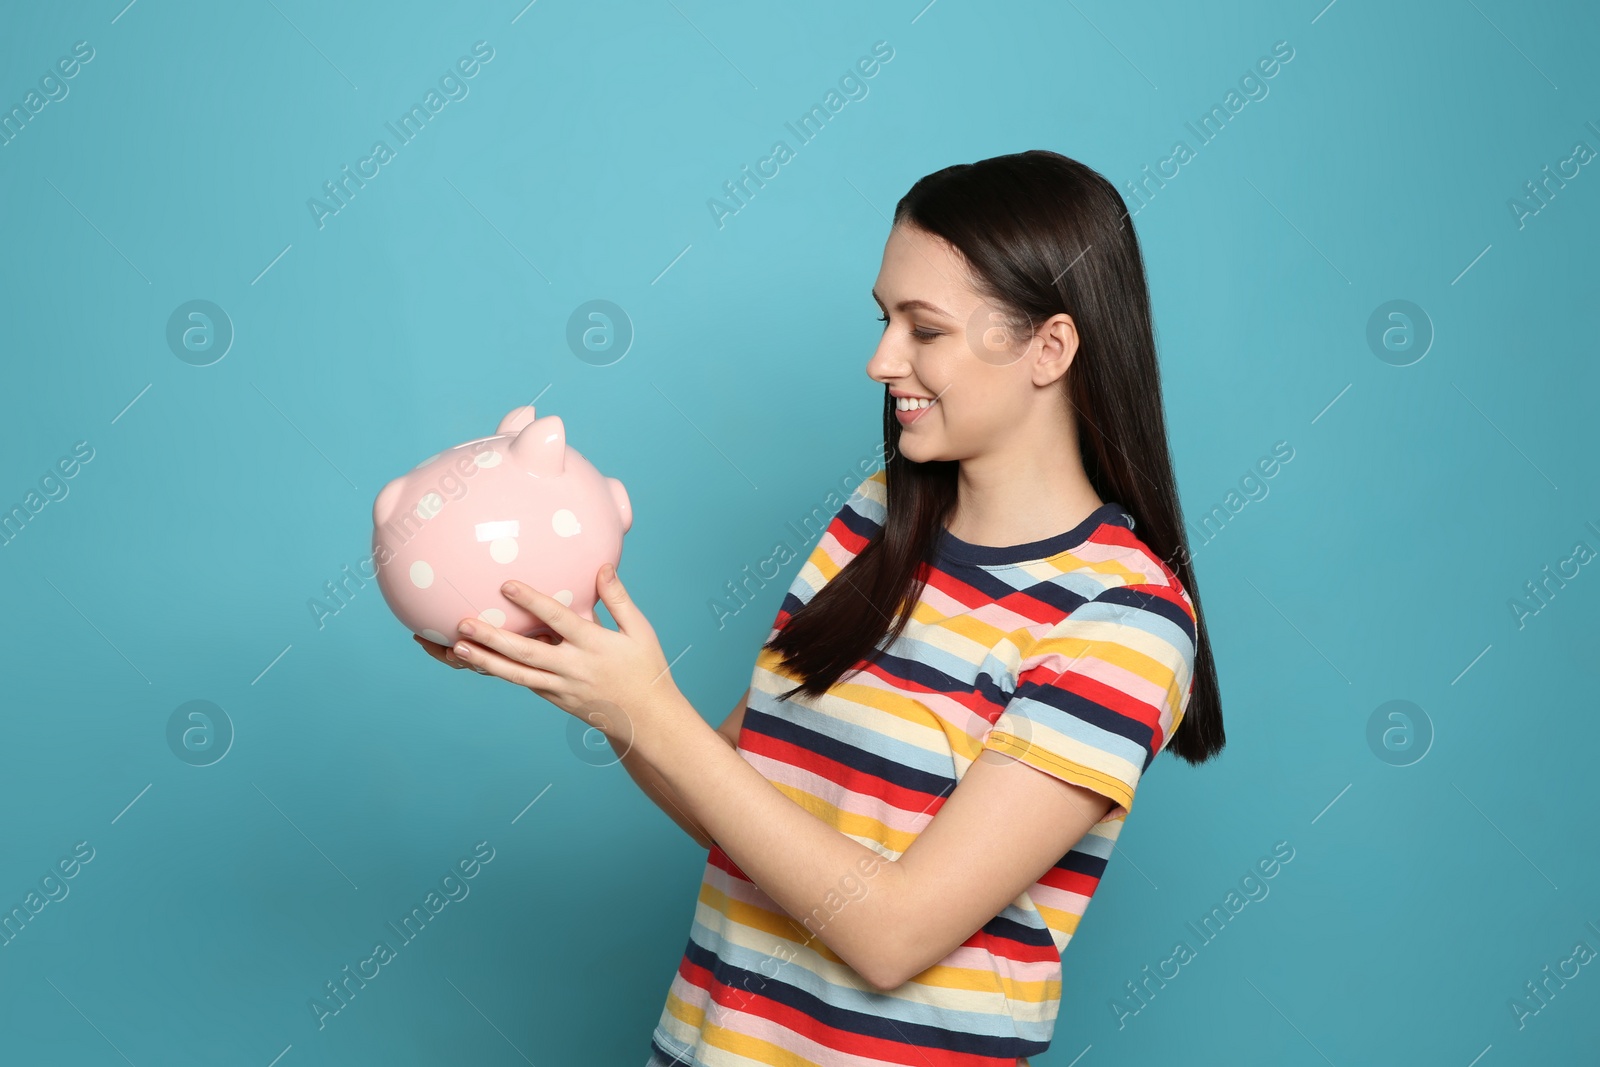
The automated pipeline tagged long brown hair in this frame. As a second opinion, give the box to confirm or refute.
[764,149,1224,765]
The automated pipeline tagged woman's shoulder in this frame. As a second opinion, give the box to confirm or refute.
[1065,509,1194,614]
[839,467,887,529]
[761,466,889,639]
[1021,519,1199,680]
[811,467,888,563]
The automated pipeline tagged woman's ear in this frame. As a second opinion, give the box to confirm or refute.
[1032,313,1080,387]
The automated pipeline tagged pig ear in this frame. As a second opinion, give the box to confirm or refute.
[608,477,632,533]
[497,405,539,436]
[374,477,407,526]
[510,414,566,475]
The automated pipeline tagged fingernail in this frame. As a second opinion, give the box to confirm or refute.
[458,620,476,636]
[454,643,472,659]
[502,582,517,596]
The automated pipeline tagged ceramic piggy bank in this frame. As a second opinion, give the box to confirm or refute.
[371,405,632,645]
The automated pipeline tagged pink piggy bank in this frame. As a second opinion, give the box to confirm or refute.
[371,405,632,645]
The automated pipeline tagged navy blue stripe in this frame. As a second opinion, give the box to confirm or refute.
[861,644,1018,711]
[935,503,1132,567]
[833,500,880,548]
[919,559,1029,602]
[1005,579,1100,616]
[743,707,955,799]
[678,935,1040,1058]
[644,1042,689,1066]
[862,644,978,694]
[980,911,1056,950]
[1011,673,1158,760]
[1055,846,1110,880]
[924,560,1095,620]
[1095,582,1197,646]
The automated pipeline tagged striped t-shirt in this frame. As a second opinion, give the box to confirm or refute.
[650,467,1196,1066]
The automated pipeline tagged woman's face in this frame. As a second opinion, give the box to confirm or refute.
[865,224,1076,465]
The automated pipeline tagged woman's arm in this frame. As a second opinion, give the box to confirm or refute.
[444,574,1112,994]
[615,689,748,850]
[418,630,748,851]
[628,691,1113,992]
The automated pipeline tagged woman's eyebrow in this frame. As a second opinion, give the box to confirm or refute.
[871,288,952,317]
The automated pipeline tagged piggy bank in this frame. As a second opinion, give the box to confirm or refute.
[371,405,632,645]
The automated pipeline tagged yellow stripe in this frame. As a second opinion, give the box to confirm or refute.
[699,879,841,961]
[904,951,1062,1005]
[911,601,1014,647]
[1029,630,1175,687]
[1066,556,1155,586]
[662,989,707,1034]
[993,969,1062,1007]
[767,780,915,856]
[700,877,1053,1002]
[700,1022,826,1065]
[1035,901,1084,937]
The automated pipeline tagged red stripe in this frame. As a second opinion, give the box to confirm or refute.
[1092,527,1193,618]
[706,843,750,883]
[846,655,1001,727]
[1039,865,1102,899]
[674,954,1028,1066]
[738,729,950,818]
[824,517,871,559]
[984,936,1060,967]
[1021,655,1163,735]
[1124,579,1196,623]
[920,563,1075,629]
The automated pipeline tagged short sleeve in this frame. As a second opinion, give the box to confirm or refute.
[981,582,1196,814]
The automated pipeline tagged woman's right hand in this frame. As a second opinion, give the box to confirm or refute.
[414,632,472,669]
[413,631,559,672]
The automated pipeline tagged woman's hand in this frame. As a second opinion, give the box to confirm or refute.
[440,563,683,734]
[414,631,555,671]
[415,632,471,669]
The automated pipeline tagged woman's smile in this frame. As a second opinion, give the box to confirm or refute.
[894,396,939,425]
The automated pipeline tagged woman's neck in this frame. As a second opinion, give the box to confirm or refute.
[945,454,1104,549]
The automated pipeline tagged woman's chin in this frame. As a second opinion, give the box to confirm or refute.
[896,436,947,464]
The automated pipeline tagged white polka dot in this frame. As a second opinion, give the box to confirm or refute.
[410,560,434,588]
[479,608,506,627]
[552,509,582,537]
[554,589,574,606]
[416,492,444,520]
[422,629,449,644]
[490,537,518,564]
[473,449,502,468]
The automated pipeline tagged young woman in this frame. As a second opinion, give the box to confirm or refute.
[420,149,1225,1067]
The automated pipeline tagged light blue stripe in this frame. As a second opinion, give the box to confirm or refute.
[1072,828,1117,861]
[749,682,960,779]
[684,914,1020,1037]
[1005,690,1148,771]
[1059,595,1194,661]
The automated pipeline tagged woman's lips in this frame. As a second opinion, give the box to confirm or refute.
[894,400,937,425]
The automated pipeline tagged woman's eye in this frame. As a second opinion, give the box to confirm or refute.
[876,313,940,342]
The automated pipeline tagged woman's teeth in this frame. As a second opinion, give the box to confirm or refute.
[896,397,936,410]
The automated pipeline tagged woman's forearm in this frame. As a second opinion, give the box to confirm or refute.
[616,731,717,850]
[629,690,903,990]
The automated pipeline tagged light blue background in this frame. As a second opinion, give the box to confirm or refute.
[2,0,1597,1063]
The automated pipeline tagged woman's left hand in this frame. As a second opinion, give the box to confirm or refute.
[449,563,681,735]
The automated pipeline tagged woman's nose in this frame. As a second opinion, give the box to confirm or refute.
[866,339,907,382]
